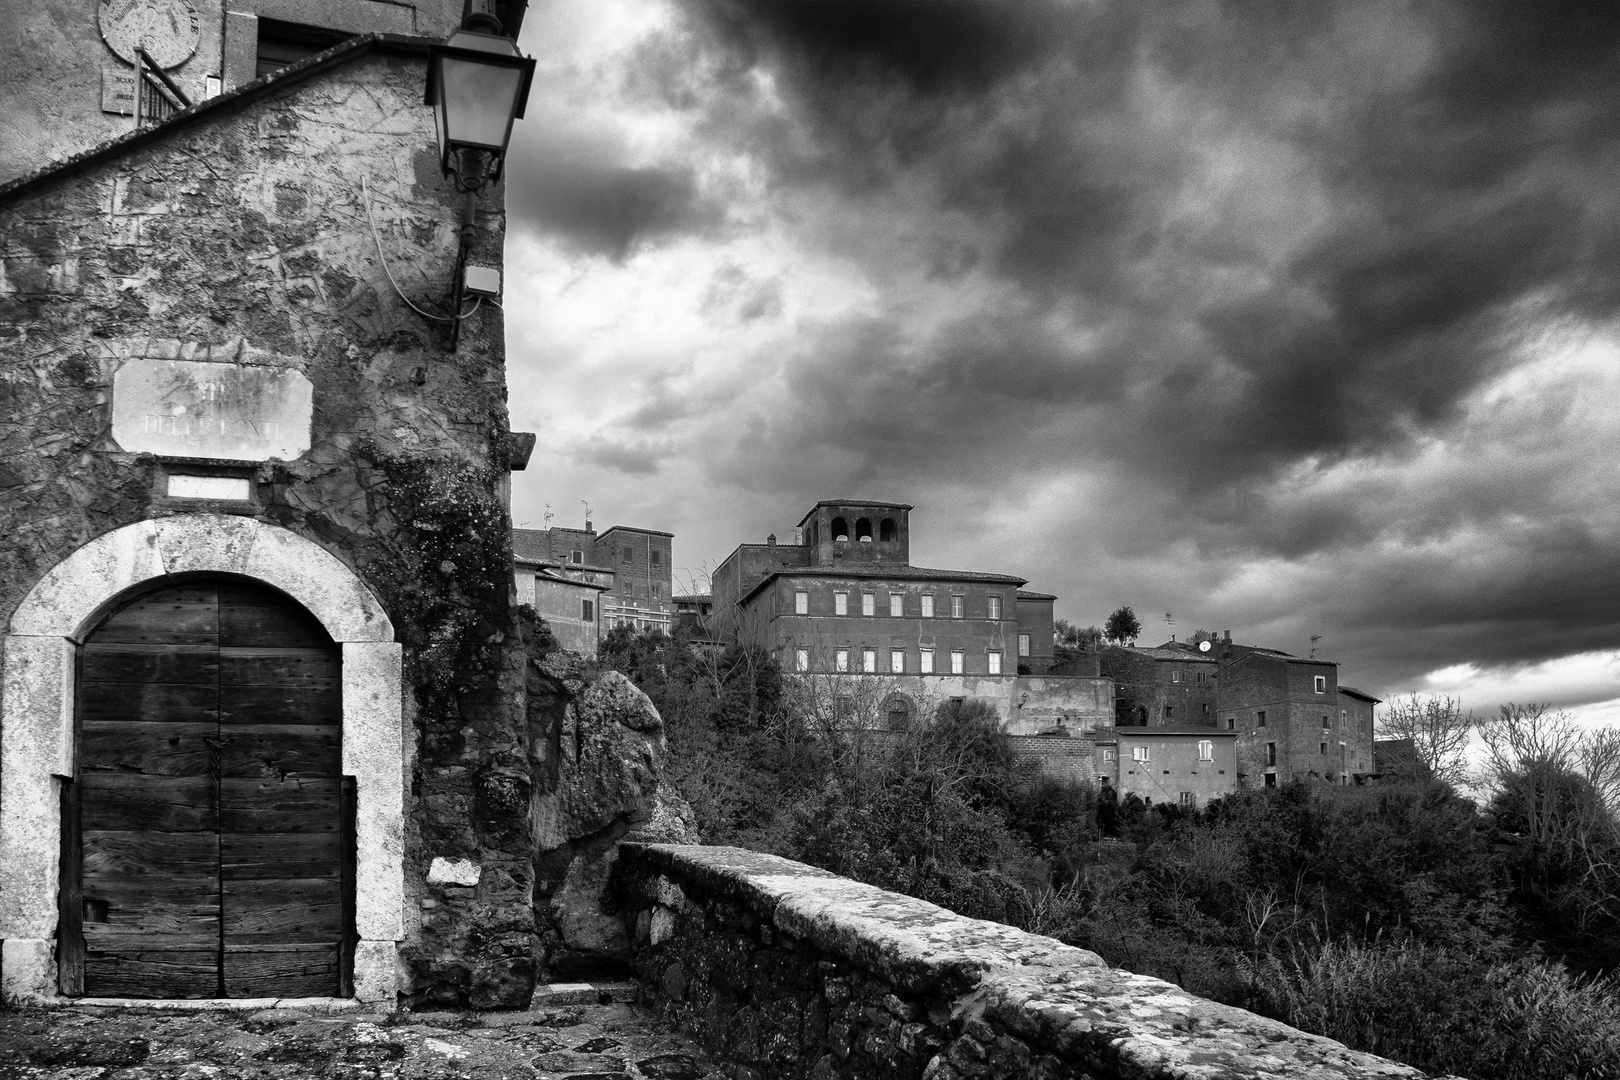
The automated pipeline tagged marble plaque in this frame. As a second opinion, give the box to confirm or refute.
[112,359,313,461]
[101,63,136,115]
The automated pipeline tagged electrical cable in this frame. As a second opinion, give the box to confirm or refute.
[362,175,483,324]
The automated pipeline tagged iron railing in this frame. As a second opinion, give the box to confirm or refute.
[134,48,190,129]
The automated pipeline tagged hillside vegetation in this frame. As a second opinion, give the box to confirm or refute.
[599,627,1620,1080]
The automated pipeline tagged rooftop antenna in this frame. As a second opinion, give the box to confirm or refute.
[581,500,593,531]
[1164,611,1176,641]
[1310,633,1322,659]
[542,503,554,529]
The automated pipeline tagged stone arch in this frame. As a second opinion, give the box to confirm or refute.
[855,517,873,542]
[0,515,403,1005]
[879,517,897,542]
[830,516,849,542]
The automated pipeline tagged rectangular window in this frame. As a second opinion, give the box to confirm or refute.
[835,649,849,673]
[1264,773,1277,788]
[889,593,904,617]
[650,550,661,567]
[861,592,875,617]
[834,592,848,616]
[1322,715,1331,730]
[1018,633,1031,657]
[1226,716,1236,730]
[921,594,935,618]
[1102,749,1115,762]
[862,648,877,673]
[920,649,935,674]
[1132,746,1150,762]
[1257,710,1267,728]
[950,650,965,674]
[571,550,583,564]
[951,594,964,619]
[1198,740,1213,761]
[1172,670,1183,683]
[794,590,809,615]
[1202,703,1211,716]
[1340,708,1347,727]
[987,595,1001,620]
[651,583,661,599]
[582,599,595,621]
[987,650,1002,675]
[890,649,905,673]
[622,548,632,563]
[1321,742,1328,755]
[1179,792,1195,807]
[1314,675,1327,693]
[795,648,809,673]
[1164,705,1174,720]
[1266,742,1277,766]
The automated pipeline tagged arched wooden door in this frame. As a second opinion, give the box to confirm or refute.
[59,579,353,998]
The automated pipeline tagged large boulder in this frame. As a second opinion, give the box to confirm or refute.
[527,640,696,978]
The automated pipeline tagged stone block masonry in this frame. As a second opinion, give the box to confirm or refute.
[618,844,1443,1080]
[0,40,532,1008]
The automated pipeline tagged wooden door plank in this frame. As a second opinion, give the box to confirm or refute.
[218,586,332,648]
[224,946,339,998]
[85,950,221,998]
[80,683,219,725]
[58,777,84,995]
[88,584,220,646]
[79,721,217,775]
[219,778,341,833]
[80,775,217,831]
[81,645,219,685]
[218,684,340,726]
[219,648,340,685]
[216,724,341,778]
[83,830,219,879]
[80,876,220,940]
[223,878,343,940]
[219,833,342,880]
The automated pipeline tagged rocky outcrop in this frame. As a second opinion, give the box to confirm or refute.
[618,844,1451,1080]
[526,637,696,979]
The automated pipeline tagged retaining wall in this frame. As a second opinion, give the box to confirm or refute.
[617,843,1438,1080]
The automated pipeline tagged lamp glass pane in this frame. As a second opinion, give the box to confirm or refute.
[440,55,524,151]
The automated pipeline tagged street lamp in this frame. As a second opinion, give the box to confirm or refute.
[422,5,535,349]
[424,27,535,193]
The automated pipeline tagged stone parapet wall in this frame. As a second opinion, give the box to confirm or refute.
[617,844,1437,1080]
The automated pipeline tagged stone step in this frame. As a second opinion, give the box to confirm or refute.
[528,980,640,1008]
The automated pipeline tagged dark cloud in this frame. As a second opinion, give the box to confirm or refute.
[510,1,1620,703]
[508,159,722,261]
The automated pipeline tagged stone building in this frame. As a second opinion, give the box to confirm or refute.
[511,529,612,657]
[511,523,674,635]
[1098,642,1219,726]
[707,500,1113,737]
[0,0,585,1009]
[1094,726,1239,807]
[1209,635,1376,787]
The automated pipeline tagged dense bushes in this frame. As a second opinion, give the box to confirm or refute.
[597,629,1620,1079]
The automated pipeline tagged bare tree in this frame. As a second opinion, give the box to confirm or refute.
[1376,694,1475,786]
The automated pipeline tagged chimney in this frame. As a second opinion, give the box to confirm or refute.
[1222,630,1231,643]
[766,533,777,547]
[585,520,593,533]
[793,527,803,545]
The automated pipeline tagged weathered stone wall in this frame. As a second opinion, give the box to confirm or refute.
[618,844,1438,1080]
[0,42,530,1007]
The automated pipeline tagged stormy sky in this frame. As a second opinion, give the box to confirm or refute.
[502,0,1620,725]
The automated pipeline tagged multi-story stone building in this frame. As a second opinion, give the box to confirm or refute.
[1098,643,1219,726]
[708,500,1113,735]
[511,522,674,635]
[1209,634,1376,787]
[1095,726,1239,808]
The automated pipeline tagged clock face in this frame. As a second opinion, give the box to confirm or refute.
[99,0,200,70]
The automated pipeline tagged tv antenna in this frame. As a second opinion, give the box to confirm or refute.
[581,500,593,528]
[1310,633,1322,658]
[542,503,554,529]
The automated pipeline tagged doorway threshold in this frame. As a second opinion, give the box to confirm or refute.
[52,997,363,1012]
